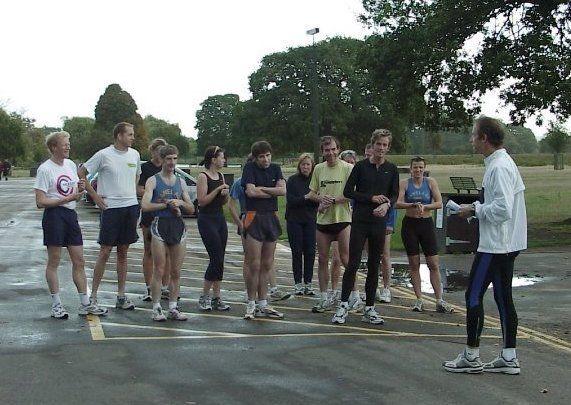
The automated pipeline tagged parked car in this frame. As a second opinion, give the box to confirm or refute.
[83,166,198,217]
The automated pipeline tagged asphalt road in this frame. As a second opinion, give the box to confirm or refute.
[0,178,569,404]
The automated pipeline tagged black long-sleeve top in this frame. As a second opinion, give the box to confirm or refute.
[343,159,399,224]
[286,173,318,223]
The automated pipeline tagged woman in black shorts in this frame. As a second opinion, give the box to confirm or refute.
[197,146,231,311]
[396,157,453,313]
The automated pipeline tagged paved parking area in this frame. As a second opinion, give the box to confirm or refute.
[1,179,569,404]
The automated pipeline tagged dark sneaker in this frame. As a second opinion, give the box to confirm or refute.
[211,297,231,311]
[116,297,135,310]
[51,304,69,320]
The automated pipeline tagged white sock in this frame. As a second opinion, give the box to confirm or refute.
[79,293,90,306]
[50,293,61,306]
[152,302,161,311]
[248,300,256,306]
[349,290,358,300]
[257,299,268,308]
[169,301,177,310]
[161,285,168,292]
[465,347,479,359]
[502,348,517,360]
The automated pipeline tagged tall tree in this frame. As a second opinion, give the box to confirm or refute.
[195,94,240,154]
[93,84,149,153]
[144,115,190,159]
[62,117,95,161]
[0,108,28,164]
[360,0,571,127]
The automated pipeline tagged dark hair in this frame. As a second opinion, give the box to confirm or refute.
[410,156,426,167]
[320,136,340,152]
[200,145,224,168]
[365,143,372,150]
[148,138,167,152]
[113,122,134,139]
[159,145,179,159]
[370,128,392,146]
[474,116,504,147]
[251,141,272,157]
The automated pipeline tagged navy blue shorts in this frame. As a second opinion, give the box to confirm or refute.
[42,207,83,247]
[98,205,140,246]
[140,210,155,228]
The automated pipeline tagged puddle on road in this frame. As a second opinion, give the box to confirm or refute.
[386,263,543,294]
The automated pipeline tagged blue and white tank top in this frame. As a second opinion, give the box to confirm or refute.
[151,174,183,218]
[404,177,432,205]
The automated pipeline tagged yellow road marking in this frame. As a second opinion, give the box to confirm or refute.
[86,314,106,341]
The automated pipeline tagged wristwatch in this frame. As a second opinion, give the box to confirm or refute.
[332,197,336,204]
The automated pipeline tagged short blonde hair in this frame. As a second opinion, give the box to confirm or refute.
[45,131,70,152]
[297,153,314,174]
[370,128,392,146]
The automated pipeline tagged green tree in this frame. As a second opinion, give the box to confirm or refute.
[93,84,149,154]
[0,108,28,164]
[360,0,571,127]
[543,124,570,153]
[195,94,240,155]
[144,115,190,159]
[62,117,95,161]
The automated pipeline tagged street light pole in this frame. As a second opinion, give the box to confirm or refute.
[306,27,320,161]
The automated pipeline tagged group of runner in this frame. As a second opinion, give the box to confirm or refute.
[34,117,526,374]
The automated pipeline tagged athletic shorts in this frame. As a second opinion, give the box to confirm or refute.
[42,207,83,247]
[243,211,282,242]
[386,208,397,233]
[98,204,140,246]
[401,216,438,257]
[139,210,155,228]
[316,222,350,237]
[151,216,187,246]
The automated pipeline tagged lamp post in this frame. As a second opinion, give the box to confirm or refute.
[306,27,320,161]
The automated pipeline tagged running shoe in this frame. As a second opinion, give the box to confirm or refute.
[198,295,212,311]
[443,351,483,373]
[161,288,170,301]
[142,287,152,302]
[78,302,108,316]
[483,354,520,375]
[332,290,341,307]
[244,301,256,320]
[304,283,316,296]
[436,300,455,314]
[348,294,365,313]
[332,303,349,325]
[167,308,188,321]
[411,299,424,312]
[293,283,304,296]
[269,288,292,302]
[376,287,392,303]
[211,297,231,311]
[152,307,167,322]
[51,304,69,320]
[362,307,384,325]
[255,305,284,319]
[116,296,135,310]
[311,294,334,313]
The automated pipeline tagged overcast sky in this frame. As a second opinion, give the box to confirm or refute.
[1,0,567,139]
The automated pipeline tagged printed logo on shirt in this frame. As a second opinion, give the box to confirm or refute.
[320,180,342,188]
[56,175,77,196]
[127,163,136,168]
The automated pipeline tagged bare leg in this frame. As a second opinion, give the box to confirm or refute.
[245,236,263,301]
[329,242,341,291]
[91,245,113,298]
[150,238,166,304]
[337,226,351,291]
[426,255,443,300]
[45,246,62,294]
[141,226,153,287]
[116,244,129,296]
[408,254,422,299]
[241,234,249,292]
[167,243,186,301]
[67,245,87,294]
[381,233,392,288]
[259,241,277,300]
[316,231,332,293]
[163,250,171,289]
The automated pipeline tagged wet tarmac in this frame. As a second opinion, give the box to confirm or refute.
[0,178,570,404]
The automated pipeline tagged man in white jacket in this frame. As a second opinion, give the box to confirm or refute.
[443,116,527,375]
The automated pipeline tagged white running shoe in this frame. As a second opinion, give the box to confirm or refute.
[255,305,284,319]
[348,294,365,313]
[436,300,454,313]
[152,307,167,322]
[332,303,349,325]
[78,302,108,316]
[167,308,188,321]
[411,299,424,312]
[312,293,334,313]
[377,287,392,303]
[51,304,69,320]
[362,307,384,325]
[303,283,316,296]
[116,297,135,310]
[443,351,483,373]
[293,283,304,296]
[269,288,292,302]
[198,295,212,311]
[483,354,520,375]
[244,301,256,320]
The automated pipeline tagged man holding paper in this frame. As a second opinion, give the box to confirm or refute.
[443,117,527,375]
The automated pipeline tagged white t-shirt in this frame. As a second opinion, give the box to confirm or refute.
[83,145,141,209]
[34,159,80,210]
